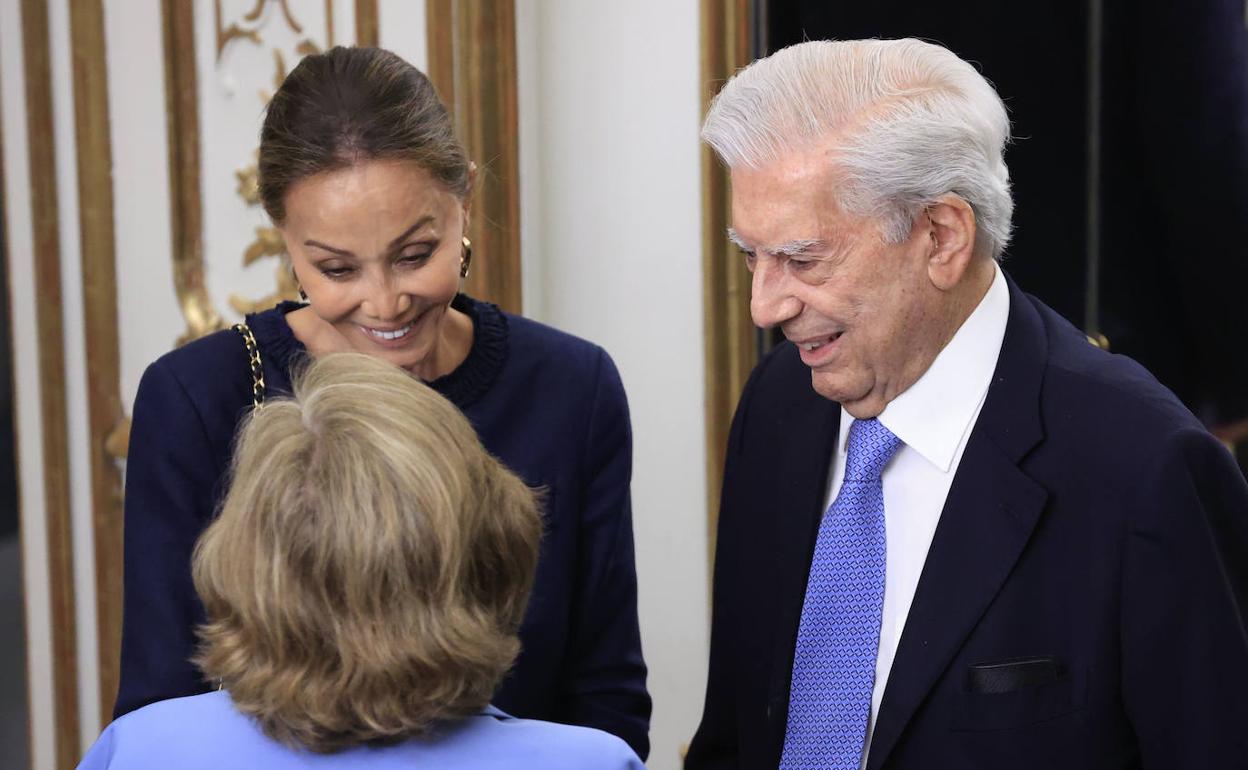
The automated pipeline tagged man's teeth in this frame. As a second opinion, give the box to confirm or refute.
[364,324,412,340]
[801,334,839,351]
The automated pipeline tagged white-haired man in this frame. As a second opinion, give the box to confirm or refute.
[686,38,1248,770]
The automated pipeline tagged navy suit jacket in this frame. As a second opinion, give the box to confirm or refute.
[686,276,1248,768]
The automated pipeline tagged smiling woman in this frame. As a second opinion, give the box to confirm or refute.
[281,159,473,380]
[112,46,651,760]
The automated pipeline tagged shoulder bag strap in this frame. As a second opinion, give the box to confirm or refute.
[233,322,265,407]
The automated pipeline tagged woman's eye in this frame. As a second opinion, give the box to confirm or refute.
[319,265,355,279]
[396,242,437,265]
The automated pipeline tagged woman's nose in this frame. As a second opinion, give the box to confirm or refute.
[360,279,412,321]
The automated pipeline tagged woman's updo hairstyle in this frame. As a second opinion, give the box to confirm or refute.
[258,46,471,225]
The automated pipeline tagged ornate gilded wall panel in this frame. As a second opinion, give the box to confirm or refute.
[167,0,337,346]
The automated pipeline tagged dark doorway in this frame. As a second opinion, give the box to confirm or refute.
[0,138,29,768]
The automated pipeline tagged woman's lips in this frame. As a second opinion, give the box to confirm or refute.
[360,322,412,341]
[357,319,416,349]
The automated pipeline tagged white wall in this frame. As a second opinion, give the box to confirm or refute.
[109,0,180,423]
[378,0,428,71]
[516,3,710,767]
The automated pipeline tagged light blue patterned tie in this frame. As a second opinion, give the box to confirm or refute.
[781,417,902,770]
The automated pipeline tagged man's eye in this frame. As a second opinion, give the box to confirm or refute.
[788,258,814,271]
[740,250,757,271]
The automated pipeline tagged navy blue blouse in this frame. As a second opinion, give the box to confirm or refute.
[114,296,651,758]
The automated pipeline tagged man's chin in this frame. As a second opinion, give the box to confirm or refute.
[810,371,851,403]
[810,373,884,417]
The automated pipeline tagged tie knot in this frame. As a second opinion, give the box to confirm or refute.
[844,418,902,482]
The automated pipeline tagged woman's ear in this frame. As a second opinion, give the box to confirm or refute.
[924,193,979,291]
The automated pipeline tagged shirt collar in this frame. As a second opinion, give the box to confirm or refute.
[841,264,1009,472]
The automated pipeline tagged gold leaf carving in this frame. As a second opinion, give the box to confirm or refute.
[105,417,131,461]
[243,227,284,266]
[241,0,267,23]
[275,0,305,35]
[296,38,322,57]
[217,23,262,56]
[235,162,259,206]
[213,0,336,317]
[216,0,310,59]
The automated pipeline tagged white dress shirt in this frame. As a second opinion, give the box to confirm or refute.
[820,265,1010,769]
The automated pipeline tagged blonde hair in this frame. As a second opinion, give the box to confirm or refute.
[191,353,541,752]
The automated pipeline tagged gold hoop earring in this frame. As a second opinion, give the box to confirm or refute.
[460,236,473,278]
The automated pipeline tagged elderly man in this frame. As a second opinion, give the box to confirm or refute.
[686,39,1248,770]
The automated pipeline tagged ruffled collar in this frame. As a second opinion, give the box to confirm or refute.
[246,294,509,409]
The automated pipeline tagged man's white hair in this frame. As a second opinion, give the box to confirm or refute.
[702,38,1014,260]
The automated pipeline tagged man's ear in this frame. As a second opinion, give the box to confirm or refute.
[923,193,979,291]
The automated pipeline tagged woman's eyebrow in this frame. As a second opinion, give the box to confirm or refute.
[387,215,435,246]
[304,239,353,256]
[304,215,437,256]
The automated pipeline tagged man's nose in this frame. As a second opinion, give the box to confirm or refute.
[749,257,800,329]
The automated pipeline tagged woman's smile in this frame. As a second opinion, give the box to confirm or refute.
[359,321,414,343]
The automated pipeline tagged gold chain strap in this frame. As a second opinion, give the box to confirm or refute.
[233,323,265,407]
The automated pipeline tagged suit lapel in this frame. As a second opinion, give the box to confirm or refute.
[866,276,1050,770]
[764,361,842,761]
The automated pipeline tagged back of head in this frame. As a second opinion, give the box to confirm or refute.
[702,38,1014,260]
[258,45,471,225]
[191,353,541,752]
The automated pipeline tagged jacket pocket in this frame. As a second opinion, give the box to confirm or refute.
[950,666,1088,732]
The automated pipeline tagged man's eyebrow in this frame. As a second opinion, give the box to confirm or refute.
[769,238,825,256]
[304,215,436,257]
[726,227,751,251]
[726,228,827,256]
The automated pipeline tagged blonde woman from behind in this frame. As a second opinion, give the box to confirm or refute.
[81,353,643,770]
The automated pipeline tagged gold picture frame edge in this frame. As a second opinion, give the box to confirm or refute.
[425,0,522,314]
[19,0,81,764]
[700,0,755,575]
[68,0,126,729]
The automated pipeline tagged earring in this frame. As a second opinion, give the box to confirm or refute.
[460,236,473,278]
[290,264,308,302]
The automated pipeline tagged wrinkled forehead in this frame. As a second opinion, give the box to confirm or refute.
[727,149,862,247]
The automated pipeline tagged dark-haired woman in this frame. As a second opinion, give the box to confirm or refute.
[114,46,650,759]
